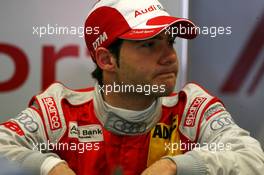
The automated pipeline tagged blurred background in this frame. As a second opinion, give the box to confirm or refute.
[188,0,264,146]
[0,0,263,172]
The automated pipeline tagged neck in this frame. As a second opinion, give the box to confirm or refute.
[93,83,163,135]
[103,91,156,111]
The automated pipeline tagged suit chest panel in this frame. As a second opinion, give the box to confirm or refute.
[56,102,184,175]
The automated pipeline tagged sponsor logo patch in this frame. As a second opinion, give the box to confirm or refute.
[68,122,104,142]
[16,113,39,133]
[1,121,25,136]
[205,103,225,121]
[147,115,181,166]
[210,117,234,131]
[42,97,62,131]
[92,32,108,50]
[135,4,164,18]
[184,97,206,127]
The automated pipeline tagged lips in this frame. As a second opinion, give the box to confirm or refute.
[155,66,178,77]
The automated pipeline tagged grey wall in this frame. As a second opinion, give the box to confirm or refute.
[189,0,264,146]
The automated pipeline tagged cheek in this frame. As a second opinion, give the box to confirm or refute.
[120,57,149,75]
[118,44,157,81]
[118,63,152,84]
[121,64,144,78]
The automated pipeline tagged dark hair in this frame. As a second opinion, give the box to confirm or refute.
[91,39,124,85]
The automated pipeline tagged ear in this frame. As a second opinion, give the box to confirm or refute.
[95,47,117,72]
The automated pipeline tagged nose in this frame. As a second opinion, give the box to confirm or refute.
[158,44,177,65]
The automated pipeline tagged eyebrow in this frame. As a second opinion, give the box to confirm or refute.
[152,35,163,40]
[133,36,164,42]
[128,33,175,43]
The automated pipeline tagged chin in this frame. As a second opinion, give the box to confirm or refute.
[162,87,175,96]
[152,90,173,98]
[151,82,175,97]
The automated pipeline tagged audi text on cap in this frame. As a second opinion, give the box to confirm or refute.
[85,0,197,60]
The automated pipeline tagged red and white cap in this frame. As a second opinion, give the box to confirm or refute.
[85,0,197,60]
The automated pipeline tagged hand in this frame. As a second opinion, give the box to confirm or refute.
[48,163,76,175]
[141,158,177,175]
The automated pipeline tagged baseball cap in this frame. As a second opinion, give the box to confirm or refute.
[85,0,197,60]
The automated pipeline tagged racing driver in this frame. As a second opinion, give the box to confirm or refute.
[0,0,264,175]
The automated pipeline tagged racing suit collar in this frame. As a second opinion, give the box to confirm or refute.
[93,83,162,135]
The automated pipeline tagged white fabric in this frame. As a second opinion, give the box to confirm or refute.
[41,157,65,175]
[104,100,156,121]
[91,0,169,28]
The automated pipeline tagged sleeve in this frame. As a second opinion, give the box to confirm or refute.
[0,107,65,175]
[165,84,264,175]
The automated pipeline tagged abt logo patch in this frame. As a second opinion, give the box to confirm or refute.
[42,97,62,131]
[69,122,104,142]
[184,97,206,127]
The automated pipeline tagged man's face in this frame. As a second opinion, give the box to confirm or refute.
[114,31,178,97]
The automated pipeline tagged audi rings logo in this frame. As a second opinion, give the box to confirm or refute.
[113,120,147,134]
[210,117,234,131]
[17,113,39,133]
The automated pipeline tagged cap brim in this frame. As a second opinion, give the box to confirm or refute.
[119,16,197,40]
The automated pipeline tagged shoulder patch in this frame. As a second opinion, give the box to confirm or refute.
[42,97,62,131]
[184,97,207,127]
[179,83,216,142]
[35,83,94,143]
